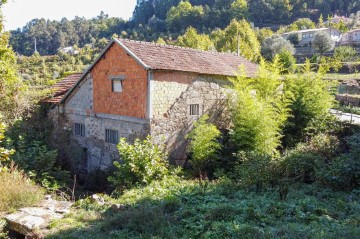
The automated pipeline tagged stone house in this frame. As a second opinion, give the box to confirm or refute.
[282,28,341,47]
[46,39,258,173]
[338,29,360,46]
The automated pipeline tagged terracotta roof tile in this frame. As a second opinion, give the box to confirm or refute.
[45,73,82,103]
[118,39,258,77]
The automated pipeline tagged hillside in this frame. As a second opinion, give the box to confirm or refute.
[9,0,360,56]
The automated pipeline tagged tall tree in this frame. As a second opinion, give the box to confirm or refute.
[211,19,261,62]
[0,0,28,122]
[313,31,335,56]
[175,26,214,50]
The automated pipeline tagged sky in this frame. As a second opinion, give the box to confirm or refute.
[2,0,137,31]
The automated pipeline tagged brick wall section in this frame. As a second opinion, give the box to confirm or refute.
[152,71,197,118]
[92,43,148,118]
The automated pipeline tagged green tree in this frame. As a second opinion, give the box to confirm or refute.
[229,58,290,156]
[313,31,335,56]
[283,60,335,146]
[211,19,261,61]
[186,114,221,174]
[334,46,358,62]
[318,14,325,28]
[0,5,27,123]
[261,34,295,61]
[230,0,249,20]
[175,26,214,50]
[256,28,274,44]
[0,123,14,169]
[166,1,204,32]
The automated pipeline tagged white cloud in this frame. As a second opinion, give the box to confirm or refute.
[2,0,137,30]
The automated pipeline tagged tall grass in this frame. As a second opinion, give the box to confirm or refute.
[0,163,44,212]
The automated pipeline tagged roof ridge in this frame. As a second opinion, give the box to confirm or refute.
[117,38,240,57]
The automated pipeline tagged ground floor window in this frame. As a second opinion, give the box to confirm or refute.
[74,123,85,136]
[189,104,200,116]
[105,129,119,144]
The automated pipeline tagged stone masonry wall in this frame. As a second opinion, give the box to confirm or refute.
[152,71,197,118]
[151,75,231,161]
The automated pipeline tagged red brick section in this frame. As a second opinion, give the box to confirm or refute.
[92,43,148,118]
[153,71,198,84]
[118,39,258,77]
[45,73,82,103]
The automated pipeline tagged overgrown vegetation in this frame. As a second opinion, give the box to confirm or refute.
[46,175,360,239]
[108,136,170,192]
[186,114,221,175]
[0,164,44,212]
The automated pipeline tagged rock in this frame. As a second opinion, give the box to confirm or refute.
[89,194,105,205]
[44,195,52,200]
[110,204,126,211]
[4,196,73,238]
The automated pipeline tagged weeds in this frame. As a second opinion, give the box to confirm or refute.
[0,163,44,212]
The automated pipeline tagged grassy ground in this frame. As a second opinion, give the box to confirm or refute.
[46,176,360,239]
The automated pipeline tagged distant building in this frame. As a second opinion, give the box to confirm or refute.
[338,29,360,46]
[325,14,352,25]
[282,28,342,48]
[59,46,79,55]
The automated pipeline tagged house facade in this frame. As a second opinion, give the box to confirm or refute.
[47,39,258,173]
[338,29,360,46]
[282,28,341,47]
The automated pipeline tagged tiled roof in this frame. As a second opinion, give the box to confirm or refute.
[45,73,82,103]
[117,39,258,77]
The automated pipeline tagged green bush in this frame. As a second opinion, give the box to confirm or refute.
[108,136,169,191]
[280,151,324,184]
[317,133,360,190]
[186,114,221,175]
[334,46,358,62]
[233,151,275,191]
[12,139,69,191]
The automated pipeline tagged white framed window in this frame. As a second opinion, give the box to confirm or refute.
[110,75,125,93]
[105,129,119,144]
[189,104,200,116]
[112,80,123,92]
[74,123,85,137]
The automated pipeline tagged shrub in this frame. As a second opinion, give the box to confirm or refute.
[280,151,324,184]
[334,46,358,62]
[186,114,221,175]
[0,123,14,169]
[0,163,44,212]
[233,151,274,191]
[12,140,69,191]
[317,133,360,190]
[108,136,169,191]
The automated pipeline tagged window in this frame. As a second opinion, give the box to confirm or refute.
[105,129,119,144]
[74,123,85,136]
[189,104,200,116]
[112,80,123,92]
[110,75,125,92]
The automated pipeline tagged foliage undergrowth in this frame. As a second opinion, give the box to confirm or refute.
[0,163,44,212]
[108,136,170,192]
[46,175,360,239]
